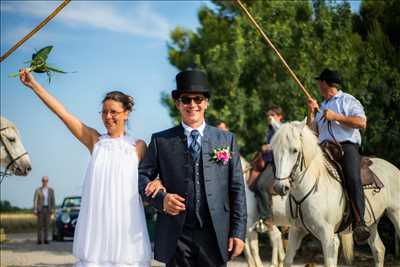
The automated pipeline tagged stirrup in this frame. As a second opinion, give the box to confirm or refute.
[255,219,268,233]
[353,224,370,245]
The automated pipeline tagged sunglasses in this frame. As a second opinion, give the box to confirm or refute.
[179,96,206,105]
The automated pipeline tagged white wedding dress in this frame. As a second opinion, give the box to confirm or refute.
[73,134,151,267]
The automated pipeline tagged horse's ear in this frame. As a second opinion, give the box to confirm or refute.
[292,120,307,131]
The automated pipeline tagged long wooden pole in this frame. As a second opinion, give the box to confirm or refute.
[235,0,314,100]
[0,0,71,63]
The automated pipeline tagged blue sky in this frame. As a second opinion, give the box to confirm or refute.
[1,1,208,208]
[1,1,361,208]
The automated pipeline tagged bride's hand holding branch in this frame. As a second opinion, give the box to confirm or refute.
[18,68,99,152]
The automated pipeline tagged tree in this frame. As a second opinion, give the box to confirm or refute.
[0,200,22,212]
[163,0,400,165]
[352,0,400,165]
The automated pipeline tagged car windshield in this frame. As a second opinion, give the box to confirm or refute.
[62,197,81,208]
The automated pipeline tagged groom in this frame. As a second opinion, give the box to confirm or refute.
[139,68,246,267]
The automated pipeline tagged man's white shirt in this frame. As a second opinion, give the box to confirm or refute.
[181,120,206,148]
[42,187,49,206]
[316,90,366,145]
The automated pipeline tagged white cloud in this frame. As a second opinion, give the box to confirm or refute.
[1,24,67,49]
[1,1,171,40]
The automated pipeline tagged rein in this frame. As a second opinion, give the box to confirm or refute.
[0,127,29,184]
[289,183,318,234]
[273,138,321,234]
[287,151,320,234]
[274,152,305,183]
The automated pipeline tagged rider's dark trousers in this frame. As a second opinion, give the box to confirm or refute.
[254,164,273,220]
[340,142,365,225]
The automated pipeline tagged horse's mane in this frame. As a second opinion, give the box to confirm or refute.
[0,116,19,134]
[272,121,326,169]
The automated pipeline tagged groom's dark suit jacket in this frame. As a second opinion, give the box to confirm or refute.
[139,124,246,263]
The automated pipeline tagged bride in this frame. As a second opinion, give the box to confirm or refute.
[19,69,163,267]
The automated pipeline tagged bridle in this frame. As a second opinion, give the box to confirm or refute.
[274,150,306,184]
[0,126,29,184]
[274,144,319,235]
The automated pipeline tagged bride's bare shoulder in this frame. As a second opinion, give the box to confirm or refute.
[135,139,147,160]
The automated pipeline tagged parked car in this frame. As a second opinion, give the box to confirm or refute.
[52,196,81,241]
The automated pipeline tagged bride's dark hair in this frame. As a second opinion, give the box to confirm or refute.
[102,91,134,112]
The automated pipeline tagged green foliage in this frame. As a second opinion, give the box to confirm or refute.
[351,1,400,164]
[9,45,67,82]
[0,200,13,212]
[164,0,400,165]
[0,200,31,212]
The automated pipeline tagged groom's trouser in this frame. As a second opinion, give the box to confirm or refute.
[166,226,226,267]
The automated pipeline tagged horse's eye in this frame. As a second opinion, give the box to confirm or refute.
[291,148,298,154]
[8,137,16,142]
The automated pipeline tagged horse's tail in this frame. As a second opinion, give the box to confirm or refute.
[339,231,354,265]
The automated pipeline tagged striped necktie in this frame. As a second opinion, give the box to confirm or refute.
[189,130,201,160]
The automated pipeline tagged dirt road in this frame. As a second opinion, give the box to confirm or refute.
[1,232,399,267]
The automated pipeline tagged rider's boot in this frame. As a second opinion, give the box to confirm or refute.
[354,223,370,244]
[255,218,273,233]
[351,197,370,244]
[255,219,267,233]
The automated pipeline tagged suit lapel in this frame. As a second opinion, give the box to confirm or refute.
[172,124,188,153]
[202,125,213,168]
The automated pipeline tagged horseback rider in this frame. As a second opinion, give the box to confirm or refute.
[248,106,284,231]
[307,68,371,244]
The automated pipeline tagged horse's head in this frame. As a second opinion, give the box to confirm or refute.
[271,121,320,194]
[0,117,32,176]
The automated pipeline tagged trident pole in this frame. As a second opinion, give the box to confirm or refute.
[0,0,71,63]
[235,0,314,100]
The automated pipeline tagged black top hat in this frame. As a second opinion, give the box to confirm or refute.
[315,68,341,84]
[171,69,210,99]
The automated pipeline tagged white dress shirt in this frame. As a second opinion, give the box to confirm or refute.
[181,120,206,148]
[42,187,49,206]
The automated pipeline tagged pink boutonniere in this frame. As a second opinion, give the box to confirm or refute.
[211,146,231,165]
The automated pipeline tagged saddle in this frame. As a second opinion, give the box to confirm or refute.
[320,140,384,191]
[320,141,383,233]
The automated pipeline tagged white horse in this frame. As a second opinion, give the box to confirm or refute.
[242,157,353,267]
[241,157,286,267]
[271,121,400,267]
[0,116,31,178]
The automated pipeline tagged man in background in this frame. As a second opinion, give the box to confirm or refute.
[33,176,55,244]
[216,121,229,132]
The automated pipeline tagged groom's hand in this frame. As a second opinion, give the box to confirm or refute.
[163,193,186,215]
[228,237,244,258]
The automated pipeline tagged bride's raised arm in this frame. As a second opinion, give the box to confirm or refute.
[19,69,100,152]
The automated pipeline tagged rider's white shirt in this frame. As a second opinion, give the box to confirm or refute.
[316,90,366,145]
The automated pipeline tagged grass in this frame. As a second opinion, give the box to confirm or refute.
[0,212,48,233]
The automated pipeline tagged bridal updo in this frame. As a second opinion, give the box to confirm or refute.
[102,91,134,112]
